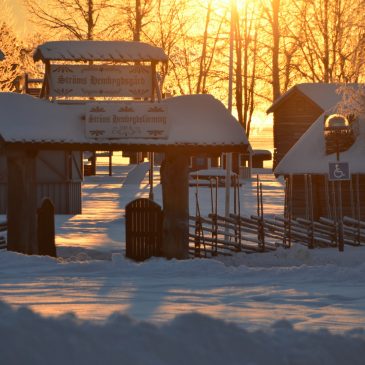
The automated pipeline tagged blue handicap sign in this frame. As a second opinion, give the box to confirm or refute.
[328,162,350,181]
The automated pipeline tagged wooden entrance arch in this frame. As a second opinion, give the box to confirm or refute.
[1,72,248,259]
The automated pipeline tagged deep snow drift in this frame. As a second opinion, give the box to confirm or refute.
[1,299,365,365]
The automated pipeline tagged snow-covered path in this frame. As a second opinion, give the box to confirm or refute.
[55,157,284,254]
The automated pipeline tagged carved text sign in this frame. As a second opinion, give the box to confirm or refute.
[85,102,169,139]
[49,65,152,97]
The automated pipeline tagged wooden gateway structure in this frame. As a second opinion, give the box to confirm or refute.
[267,83,360,169]
[274,107,365,221]
[1,90,248,257]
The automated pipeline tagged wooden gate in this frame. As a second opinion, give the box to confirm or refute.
[125,198,162,261]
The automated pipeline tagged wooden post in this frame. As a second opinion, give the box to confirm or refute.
[149,152,154,200]
[109,151,112,176]
[160,152,189,259]
[7,149,38,254]
[337,181,344,252]
[37,198,56,257]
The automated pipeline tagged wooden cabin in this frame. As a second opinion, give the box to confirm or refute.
[275,109,365,221]
[267,83,360,169]
[0,150,82,214]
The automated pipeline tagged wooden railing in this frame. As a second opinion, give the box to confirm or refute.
[189,214,365,258]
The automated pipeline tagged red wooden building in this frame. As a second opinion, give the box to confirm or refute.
[267,83,359,169]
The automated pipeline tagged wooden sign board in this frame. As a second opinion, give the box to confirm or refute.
[49,65,152,98]
[85,102,169,139]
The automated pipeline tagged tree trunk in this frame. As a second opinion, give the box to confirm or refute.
[272,0,281,101]
[134,0,141,41]
[7,149,38,254]
[323,0,330,82]
[87,0,94,40]
[234,3,243,128]
[197,0,212,94]
[160,152,189,259]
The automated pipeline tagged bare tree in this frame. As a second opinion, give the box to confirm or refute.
[110,0,154,41]
[0,22,21,90]
[24,0,116,40]
[290,0,365,83]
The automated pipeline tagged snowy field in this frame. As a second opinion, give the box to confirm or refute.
[1,155,365,364]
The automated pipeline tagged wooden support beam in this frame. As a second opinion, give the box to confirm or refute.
[7,149,38,254]
[161,152,189,259]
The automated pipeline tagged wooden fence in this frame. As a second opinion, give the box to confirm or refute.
[188,213,365,257]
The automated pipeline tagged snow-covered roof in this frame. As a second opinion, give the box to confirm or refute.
[0,50,4,61]
[0,93,248,152]
[267,83,360,114]
[190,168,238,177]
[274,108,365,175]
[33,41,168,63]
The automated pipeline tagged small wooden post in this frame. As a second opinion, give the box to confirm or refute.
[108,151,112,176]
[37,198,56,257]
[149,152,154,200]
[160,151,189,259]
[7,148,38,254]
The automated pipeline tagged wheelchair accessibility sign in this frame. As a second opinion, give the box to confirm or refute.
[328,162,350,181]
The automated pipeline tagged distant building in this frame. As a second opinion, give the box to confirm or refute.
[267,83,360,169]
[274,107,365,220]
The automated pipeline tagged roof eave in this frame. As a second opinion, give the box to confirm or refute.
[3,141,248,154]
[33,41,168,63]
[266,86,299,114]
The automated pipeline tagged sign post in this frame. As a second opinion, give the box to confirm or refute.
[328,162,350,252]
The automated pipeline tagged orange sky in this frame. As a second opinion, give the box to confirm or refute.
[2,0,31,37]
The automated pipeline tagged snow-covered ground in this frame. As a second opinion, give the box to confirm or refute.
[1,155,365,364]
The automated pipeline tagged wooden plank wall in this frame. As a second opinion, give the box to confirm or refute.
[273,90,323,168]
[289,174,365,221]
[0,182,81,214]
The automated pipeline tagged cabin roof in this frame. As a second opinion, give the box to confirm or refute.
[33,41,168,63]
[0,50,4,61]
[266,83,360,114]
[274,107,365,175]
[0,93,248,153]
